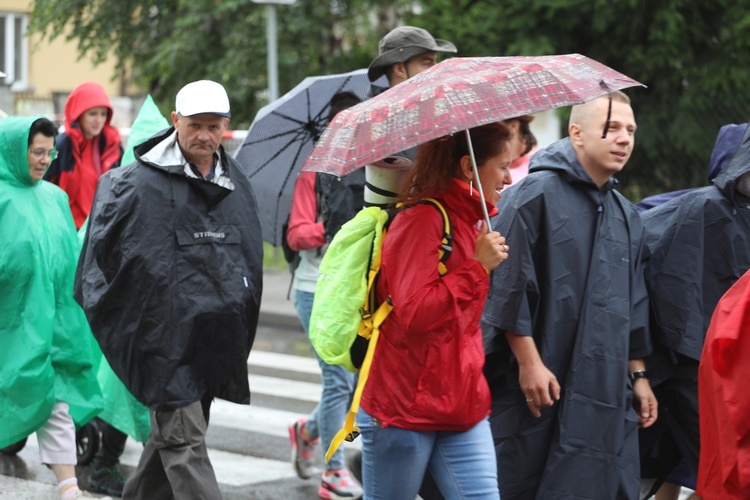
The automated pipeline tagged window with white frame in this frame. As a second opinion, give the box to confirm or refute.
[0,12,28,89]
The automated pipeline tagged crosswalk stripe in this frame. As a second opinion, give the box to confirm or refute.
[209,399,361,450]
[249,373,322,402]
[211,398,305,438]
[248,350,320,374]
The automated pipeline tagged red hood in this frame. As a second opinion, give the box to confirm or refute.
[64,82,114,130]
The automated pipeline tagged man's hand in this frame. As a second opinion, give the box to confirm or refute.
[518,361,561,418]
[632,378,658,428]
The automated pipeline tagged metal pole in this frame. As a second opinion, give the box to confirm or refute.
[267,4,279,102]
[465,129,493,230]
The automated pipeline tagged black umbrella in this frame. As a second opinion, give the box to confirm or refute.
[234,68,386,246]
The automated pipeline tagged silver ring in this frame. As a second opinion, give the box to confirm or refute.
[503,245,510,252]
[525,398,534,403]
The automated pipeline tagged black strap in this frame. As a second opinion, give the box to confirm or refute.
[416,198,453,263]
[364,181,399,198]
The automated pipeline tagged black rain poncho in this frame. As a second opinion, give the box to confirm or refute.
[482,138,651,500]
[75,127,263,409]
[642,124,750,365]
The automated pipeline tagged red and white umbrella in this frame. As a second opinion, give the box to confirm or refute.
[301,54,643,226]
[302,54,642,227]
[303,54,643,175]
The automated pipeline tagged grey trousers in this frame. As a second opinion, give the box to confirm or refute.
[122,399,221,500]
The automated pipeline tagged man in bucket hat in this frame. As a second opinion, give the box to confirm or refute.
[368,26,457,89]
[361,26,458,206]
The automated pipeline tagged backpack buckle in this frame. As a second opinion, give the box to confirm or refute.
[345,430,360,442]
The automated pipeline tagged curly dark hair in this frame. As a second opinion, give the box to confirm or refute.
[399,122,511,204]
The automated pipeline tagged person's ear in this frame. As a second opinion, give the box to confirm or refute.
[507,119,521,134]
[569,123,584,147]
[393,63,407,79]
[171,112,180,127]
[460,155,473,181]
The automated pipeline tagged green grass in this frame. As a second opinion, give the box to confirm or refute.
[263,242,287,270]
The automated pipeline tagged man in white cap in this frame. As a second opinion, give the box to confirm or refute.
[76,80,264,498]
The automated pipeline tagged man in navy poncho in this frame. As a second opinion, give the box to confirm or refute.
[483,91,657,500]
[639,122,750,494]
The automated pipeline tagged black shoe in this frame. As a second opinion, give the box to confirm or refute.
[88,463,125,497]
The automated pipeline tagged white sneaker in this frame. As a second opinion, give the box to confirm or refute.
[319,468,363,499]
[72,489,113,500]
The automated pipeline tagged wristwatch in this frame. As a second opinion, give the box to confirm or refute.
[628,370,648,383]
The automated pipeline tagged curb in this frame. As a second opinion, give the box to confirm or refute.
[258,309,302,330]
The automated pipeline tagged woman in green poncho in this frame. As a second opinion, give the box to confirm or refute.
[0,116,105,499]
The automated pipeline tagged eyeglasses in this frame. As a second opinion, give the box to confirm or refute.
[28,148,58,160]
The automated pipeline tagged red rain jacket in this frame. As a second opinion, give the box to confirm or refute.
[697,269,750,499]
[45,82,121,228]
[361,178,496,431]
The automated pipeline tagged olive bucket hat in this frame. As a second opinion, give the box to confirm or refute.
[368,26,457,82]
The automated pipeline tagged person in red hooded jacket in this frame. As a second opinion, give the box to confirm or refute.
[44,81,122,229]
[355,122,512,500]
[697,269,750,500]
[44,82,126,496]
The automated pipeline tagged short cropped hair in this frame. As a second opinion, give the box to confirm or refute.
[569,90,630,129]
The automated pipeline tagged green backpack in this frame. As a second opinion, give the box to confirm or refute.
[308,198,452,461]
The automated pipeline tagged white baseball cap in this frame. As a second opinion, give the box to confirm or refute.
[175,80,231,118]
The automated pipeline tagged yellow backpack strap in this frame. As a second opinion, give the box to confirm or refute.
[326,297,392,462]
[327,226,393,462]
[419,198,452,276]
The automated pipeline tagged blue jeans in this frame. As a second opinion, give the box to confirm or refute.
[357,408,500,500]
[295,289,356,471]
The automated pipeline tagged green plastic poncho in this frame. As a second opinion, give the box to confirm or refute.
[0,116,103,448]
[120,94,170,167]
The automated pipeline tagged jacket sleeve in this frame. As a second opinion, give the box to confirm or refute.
[380,204,489,334]
[628,214,652,359]
[482,187,541,337]
[642,196,708,360]
[286,172,326,251]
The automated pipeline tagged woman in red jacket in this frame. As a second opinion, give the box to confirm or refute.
[357,122,512,499]
[44,81,122,229]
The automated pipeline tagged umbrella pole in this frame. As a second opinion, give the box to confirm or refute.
[464,129,493,230]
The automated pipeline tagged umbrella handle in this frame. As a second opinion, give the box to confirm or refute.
[464,129,493,230]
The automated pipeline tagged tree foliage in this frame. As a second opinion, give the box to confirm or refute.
[30,0,400,128]
[30,0,750,198]
[404,0,750,199]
